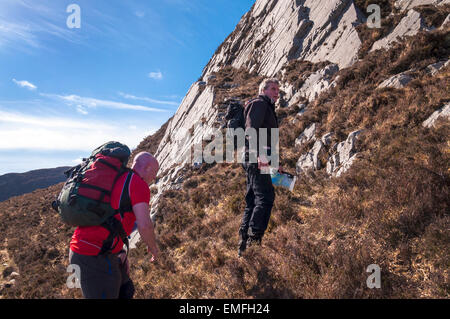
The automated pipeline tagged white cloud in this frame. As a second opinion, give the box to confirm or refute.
[41,93,168,112]
[148,71,163,80]
[0,110,113,130]
[76,105,88,115]
[72,158,83,164]
[0,2,84,52]
[12,78,37,90]
[118,92,179,106]
[0,110,157,151]
[135,11,145,18]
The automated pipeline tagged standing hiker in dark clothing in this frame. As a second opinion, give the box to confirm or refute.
[238,78,280,257]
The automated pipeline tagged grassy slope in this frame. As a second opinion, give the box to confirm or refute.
[128,27,449,298]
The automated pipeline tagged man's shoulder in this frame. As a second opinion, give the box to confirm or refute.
[246,96,269,110]
[246,96,263,105]
[130,172,148,191]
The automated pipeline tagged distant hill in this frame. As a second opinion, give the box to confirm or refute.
[0,167,70,202]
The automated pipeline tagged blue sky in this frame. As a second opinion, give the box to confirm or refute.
[0,0,255,175]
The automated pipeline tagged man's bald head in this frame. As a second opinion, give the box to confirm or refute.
[132,152,159,183]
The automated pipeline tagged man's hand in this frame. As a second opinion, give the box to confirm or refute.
[257,155,269,169]
[148,245,159,262]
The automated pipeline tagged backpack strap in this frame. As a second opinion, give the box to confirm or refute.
[243,97,262,121]
[99,170,133,256]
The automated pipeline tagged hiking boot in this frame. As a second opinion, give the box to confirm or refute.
[246,237,262,248]
[238,236,248,257]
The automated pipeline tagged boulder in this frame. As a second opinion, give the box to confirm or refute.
[321,132,335,146]
[395,0,450,11]
[422,103,450,128]
[297,64,339,102]
[296,140,324,174]
[295,123,317,148]
[9,272,20,279]
[326,130,363,177]
[441,13,450,29]
[426,60,449,76]
[371,9,430,52]
[378,72,413,89]
[295,123,317,147]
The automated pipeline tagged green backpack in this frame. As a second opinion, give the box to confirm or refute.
[52,141,132,254]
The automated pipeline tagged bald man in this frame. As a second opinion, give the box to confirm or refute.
[69,152,160,299]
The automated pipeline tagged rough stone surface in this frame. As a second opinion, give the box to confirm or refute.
[326,130,363,177]
[321,132,335,146]
[295,123,317,148]
[395,0,450,11]
[297,64,339,101]
[422,103,450,128]
[9,272,19,279]
[441,13,450,29]
[426,60,449,75]
[296,140,324,174]
[155,83,216,175]
[378,72,413,89]
[202,0,365,78]
[371,9,430,52]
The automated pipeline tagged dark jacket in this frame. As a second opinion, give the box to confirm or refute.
[244,95,279,159]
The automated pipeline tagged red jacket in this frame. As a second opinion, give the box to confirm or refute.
[70,171,150,255]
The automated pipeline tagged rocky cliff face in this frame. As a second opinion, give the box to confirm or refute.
[202,0,366,78]
[147,0,449,222]
[154,0,367,179]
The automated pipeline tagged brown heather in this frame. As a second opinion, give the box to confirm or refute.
[0,27,448,299]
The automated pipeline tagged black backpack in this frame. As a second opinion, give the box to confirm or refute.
[225,101,245,130]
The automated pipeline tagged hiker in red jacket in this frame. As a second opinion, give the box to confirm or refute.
[69,152,160,299]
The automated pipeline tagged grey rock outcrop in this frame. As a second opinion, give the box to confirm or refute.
[149,1,368,215]
[202,0,365,79]
[297,64,339,102]
[296,140,325,174]
[441,14,450,29]
[155,83,216,174]
[422,102,450,128]
[321,132,335,146]
[295,123,317,148]
[326,130,363,177]
[281,63,339,108]
[295,131,336,175]
[378,71,413,89]
[426,60,449,75]
[394,0,450,11]
[371,9,430,52]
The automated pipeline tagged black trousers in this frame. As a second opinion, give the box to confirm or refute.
[240,163,275,241]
